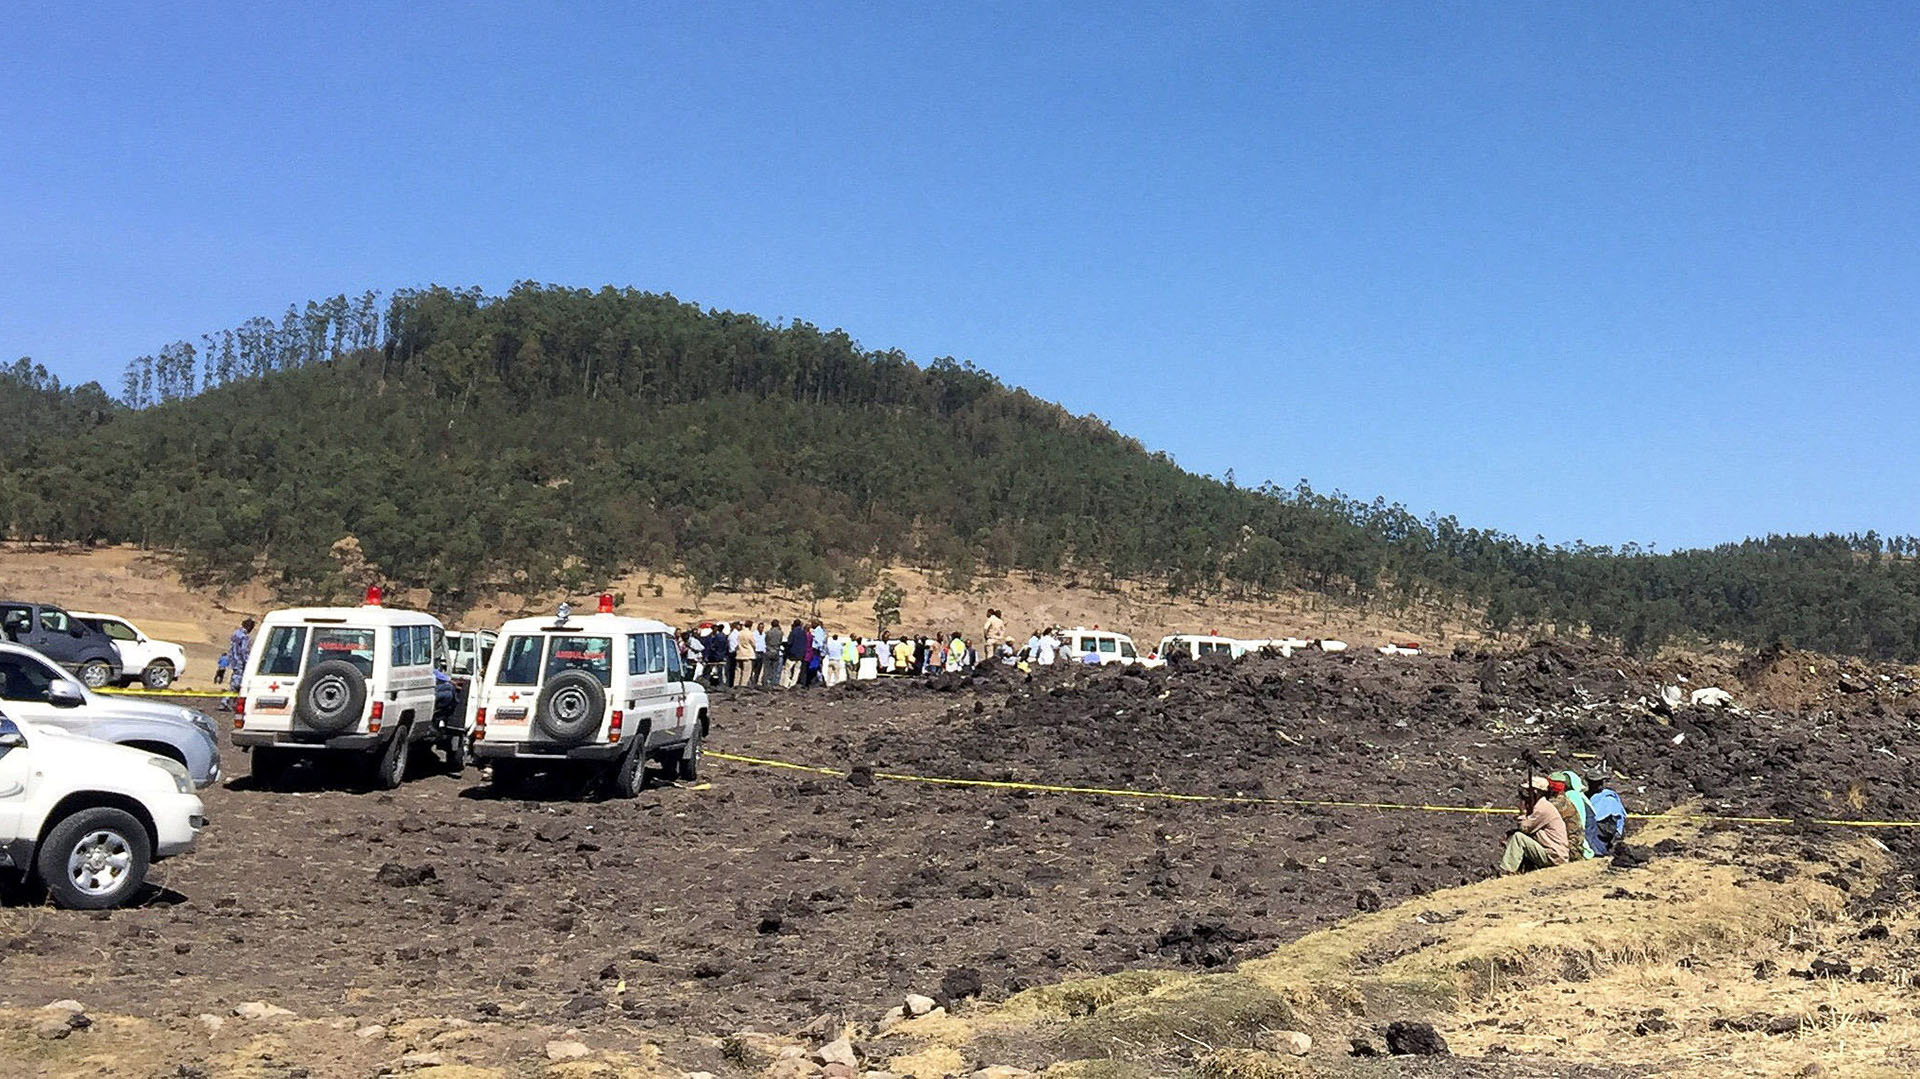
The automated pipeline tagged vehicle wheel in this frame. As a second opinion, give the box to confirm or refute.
[141,661,177,691]
[444,733,468,774]
[608,743,646,798]
[36,807,151,910]
[249,746,292,788]
[674,727,703,783]
[77,660,113,689]
[294,660,369,733]
[369,725,409,789]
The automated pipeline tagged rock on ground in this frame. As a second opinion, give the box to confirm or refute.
[1385,1020,1448,1056]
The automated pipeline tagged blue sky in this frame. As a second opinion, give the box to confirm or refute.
[4,3,1917,550]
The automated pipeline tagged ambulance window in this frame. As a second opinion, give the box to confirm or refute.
[546,636,613,686]
[1120,640,1137,658]
[628,634,665,676]
[314,628,375,675]
[1098,637,1118,654]
[259,627,307,676]
[498,636,542,685]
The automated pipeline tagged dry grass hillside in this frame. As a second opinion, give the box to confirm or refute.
[0,543,1483,687]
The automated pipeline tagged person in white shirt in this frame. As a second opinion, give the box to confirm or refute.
[751,623,769,684]
[824,634,846,686]
[1038,630,1060,666]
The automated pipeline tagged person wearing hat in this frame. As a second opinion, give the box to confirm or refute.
[1545,773,1596,860]
[1499,776,1569,874]
[1585,767,1628,855]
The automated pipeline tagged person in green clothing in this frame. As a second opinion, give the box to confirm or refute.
[1500,776,1569,874]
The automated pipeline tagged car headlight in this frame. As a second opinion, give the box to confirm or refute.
[149,756,193,794]
[188,710,218,737]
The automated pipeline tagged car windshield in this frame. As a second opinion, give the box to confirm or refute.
[546,635,613,686]
[311,628,376,676]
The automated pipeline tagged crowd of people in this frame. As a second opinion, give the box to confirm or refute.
[673,610,995,690]
[669,609,1123,689]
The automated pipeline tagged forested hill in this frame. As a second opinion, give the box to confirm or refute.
[7,284,1920,660]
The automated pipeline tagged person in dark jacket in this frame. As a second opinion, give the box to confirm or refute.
[783,618,808,688]
[702,626,728,687]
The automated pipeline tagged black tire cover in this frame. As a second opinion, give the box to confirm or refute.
[535,670,606,745]
[296,659,370,733]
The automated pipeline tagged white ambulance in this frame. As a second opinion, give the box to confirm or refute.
[1060,627,1147,666]
[469,595,708,797]
[1154,633,1249,663]
[231,587,449,789]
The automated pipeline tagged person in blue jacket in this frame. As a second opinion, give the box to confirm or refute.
[1585,767,1628,855]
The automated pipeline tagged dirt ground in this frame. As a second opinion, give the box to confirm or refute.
[4,639,1918,1078]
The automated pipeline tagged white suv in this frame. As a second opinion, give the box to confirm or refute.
[1061,627,1146,666]
[72,612,191,690]
[471,596,709,797]
[0,709,206,909]
[231,588,453,789]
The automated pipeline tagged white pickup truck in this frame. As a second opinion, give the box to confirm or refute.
[0,709,206,908]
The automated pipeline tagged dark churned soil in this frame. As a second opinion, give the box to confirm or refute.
[1,641,1912,1051]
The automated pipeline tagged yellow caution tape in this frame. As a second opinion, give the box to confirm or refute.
[705,751,1920,829]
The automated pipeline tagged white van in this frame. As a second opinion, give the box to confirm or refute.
[1155,634,1247,662]
[231,587,449,789]
[469,596,708,797]
[1060,627,1145,666]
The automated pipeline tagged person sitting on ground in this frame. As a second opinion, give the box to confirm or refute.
[1500,776,1569,874]
[1546,773,1596,860]
[1585,768,1628,855]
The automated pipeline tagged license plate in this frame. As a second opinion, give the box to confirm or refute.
[495,707,528,721]
[259,697,289,709]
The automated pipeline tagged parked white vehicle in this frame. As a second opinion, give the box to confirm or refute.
[1061,628,1145,666]
[0,708,206,909]
[72,612,190,690]
[470,596,708,797]
[231,588,452,789]
[1155,634,1248,662]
